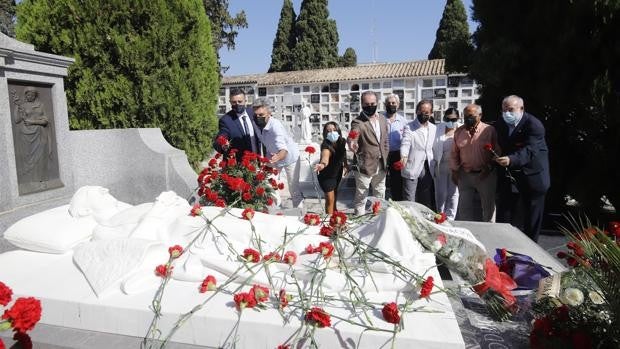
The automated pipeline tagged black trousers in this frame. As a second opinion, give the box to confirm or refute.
[497,190,546,242]
[387,150,404,201]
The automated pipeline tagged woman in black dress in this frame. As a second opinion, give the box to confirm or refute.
[314,122,348,214]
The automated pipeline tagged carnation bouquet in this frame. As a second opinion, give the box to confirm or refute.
[529,219,619,349]
[0,281,42,348]
[197,145,284,211]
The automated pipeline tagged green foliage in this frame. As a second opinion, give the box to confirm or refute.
[16,0,220,166]
[291,0,340,71]
[202,0,247,74]
[0,0,15,37]
[470,0,620,217]
[268,0,296,73]
[428,0,473,73]
[340,47,357,67]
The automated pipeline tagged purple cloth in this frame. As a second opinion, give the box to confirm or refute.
[494,249,551,290]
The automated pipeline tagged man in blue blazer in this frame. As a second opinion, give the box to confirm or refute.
[213,88,259,158]
[494,95,550,241]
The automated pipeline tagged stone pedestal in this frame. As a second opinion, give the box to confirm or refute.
[297,141,321,198]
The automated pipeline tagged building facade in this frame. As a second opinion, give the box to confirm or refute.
[220,59,480,139]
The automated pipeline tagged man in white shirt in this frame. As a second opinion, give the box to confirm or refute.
[252,98,303,209]
[400,100,437,209]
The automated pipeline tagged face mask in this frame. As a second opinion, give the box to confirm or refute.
[464,116,477,128]
[417,113,430,124]
[255,117,267,128]
[502,111,521,125]
[445,121,457,129]
[362,105,377,116]
[386,105,398,115]
[326,131,339,143]
[233,104,245,114]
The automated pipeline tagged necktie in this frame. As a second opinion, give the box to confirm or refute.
[241,115,249,136]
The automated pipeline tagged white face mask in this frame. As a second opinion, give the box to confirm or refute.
[326,131,339,143]
[502,111,522,125]
[445,121,458,129]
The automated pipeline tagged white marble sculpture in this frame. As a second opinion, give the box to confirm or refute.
[299,102,313,144]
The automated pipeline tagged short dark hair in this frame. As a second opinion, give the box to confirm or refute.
[443,108,459,121]
[416,99,433,113]
[229,87,245,97]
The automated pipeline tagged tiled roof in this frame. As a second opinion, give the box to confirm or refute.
[222,59,445,86]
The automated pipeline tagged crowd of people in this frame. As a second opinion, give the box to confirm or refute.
[213,88,550,242]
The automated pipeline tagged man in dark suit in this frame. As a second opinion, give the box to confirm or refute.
[494,95,550,241]
[213,88,259,158]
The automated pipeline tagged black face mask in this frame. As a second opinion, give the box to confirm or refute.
[386,105,398,115]
[255,117,267,128]
[233,104,246,114]
[464,116,477,128]
[417,113,431,124]
[362,105,377,116]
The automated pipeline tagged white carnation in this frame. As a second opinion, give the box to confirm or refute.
[561,288,584,306]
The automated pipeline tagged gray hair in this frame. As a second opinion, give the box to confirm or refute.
[502,95,524,108]
[361,90,377,102]
[384,93,400,106]
[463,103,482,115]
[252,97,272,110]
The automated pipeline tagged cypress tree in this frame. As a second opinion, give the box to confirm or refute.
[268,0,296,73]
[291,0,340,71]
[0,0,15,37]
[202,0,247,74]
[340,47,357,67]
[470,0,620,217]
[16,0,220,166]
[428,0,473,73]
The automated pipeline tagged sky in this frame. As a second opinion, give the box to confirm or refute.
[219,0,476,77]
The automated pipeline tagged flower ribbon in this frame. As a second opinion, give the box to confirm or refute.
[473,258,517,307]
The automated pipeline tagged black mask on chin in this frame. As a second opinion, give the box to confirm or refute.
[417,113,430,124]
[386,105,398,115]
[362,105,377,116]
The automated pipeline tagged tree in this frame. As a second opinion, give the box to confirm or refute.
[16,0,220,166]
[202,0,248,74]
[291,0,340,71]
[428,0,474,73]
[340,47,357,67]
[268,0,296,73]
[470,0,620,218]
[0,0,15,37]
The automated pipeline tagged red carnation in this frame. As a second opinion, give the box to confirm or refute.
[277,182,285,190]
[255,187,265,196]
[243,248,261,263]
[305,244,314,254]
[277,345,291,349]
[266,197,274,206]
[318,241,334,259]
[199,275,217,293]
[608,221,620,238]
[155,264,172,278]
[279,289,290,309]
[233,292,256,310]
[215,198,226,207]
[250,284,270,303]
[216,135,229,147]
[434,212,447,224]
[168,245,183,259]
[303,213,321,226]
[391,161,404,171]
[372,201,381,215]
[347,130,359,140]
[262,252,281,262]
[382,302,400,324]
[241,208,255,220]
[419,276,434,298]
[242,192,252,202]
[329,211,347,227]
[207,158,217,168]
[305,307,331,328]
[483,143,493,151]
[190,203,202,217]
[319,225,334,237]
[2,297,42,333]
[283,251,297,265]
[304,146,316,154]
[256,173,266,181]
[0,282,12,306]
